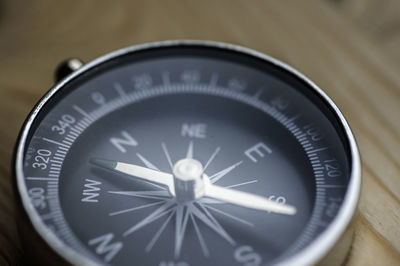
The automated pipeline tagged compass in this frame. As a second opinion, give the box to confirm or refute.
[13,41,361,266]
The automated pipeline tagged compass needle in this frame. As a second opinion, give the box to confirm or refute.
[90,157,174,191]
[15,42,360,265]
[204,182,297,215]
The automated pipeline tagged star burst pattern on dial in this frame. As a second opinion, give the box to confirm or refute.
[107,141,256,258]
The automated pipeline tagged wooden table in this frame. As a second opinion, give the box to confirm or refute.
[0,1,399,265]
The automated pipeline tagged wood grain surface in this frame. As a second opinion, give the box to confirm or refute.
[0,0,399,265]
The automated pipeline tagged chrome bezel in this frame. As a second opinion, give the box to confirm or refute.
[14,40,361,266]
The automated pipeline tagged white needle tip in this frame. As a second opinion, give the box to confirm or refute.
[282,205,297,215]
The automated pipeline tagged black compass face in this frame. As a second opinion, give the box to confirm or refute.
[20,44,352,266]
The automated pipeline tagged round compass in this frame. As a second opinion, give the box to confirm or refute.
[14,41,360,266]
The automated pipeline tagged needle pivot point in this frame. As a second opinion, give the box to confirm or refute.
[173,158,203,181]
[173,158,205,202]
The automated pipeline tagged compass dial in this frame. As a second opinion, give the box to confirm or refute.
[15,42,360,266]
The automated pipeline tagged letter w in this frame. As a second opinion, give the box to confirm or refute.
[81,179,101,203]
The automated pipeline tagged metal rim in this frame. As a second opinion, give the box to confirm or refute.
[14,40,361,266]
